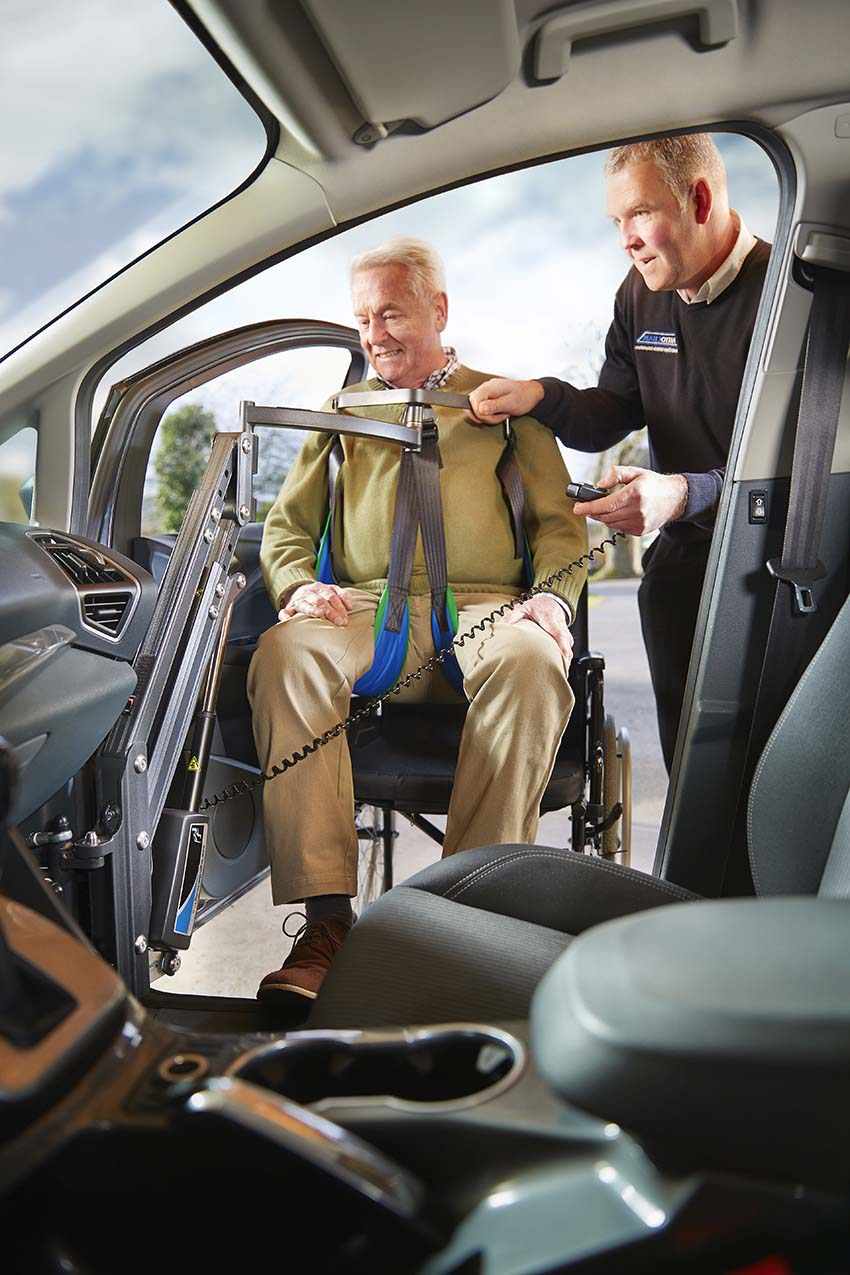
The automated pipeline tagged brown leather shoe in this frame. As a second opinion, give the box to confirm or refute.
[257,917,350,1005]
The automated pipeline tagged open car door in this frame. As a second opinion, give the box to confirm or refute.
[87,321,367,969]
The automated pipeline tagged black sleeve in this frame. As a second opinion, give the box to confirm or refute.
[534,281,645,451]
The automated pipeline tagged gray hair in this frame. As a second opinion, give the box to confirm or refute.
[350,236,447,300]
[605,134,727,206]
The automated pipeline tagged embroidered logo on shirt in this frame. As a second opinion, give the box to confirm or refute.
[635,330,679,353]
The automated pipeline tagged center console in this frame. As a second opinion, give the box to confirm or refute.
[2,812,847,1274]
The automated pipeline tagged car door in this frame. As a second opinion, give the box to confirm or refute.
[88,320,367,918]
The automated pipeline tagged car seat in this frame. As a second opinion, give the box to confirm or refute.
[306,590,850,1030]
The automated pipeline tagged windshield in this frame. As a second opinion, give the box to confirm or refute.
[0,0,268,361]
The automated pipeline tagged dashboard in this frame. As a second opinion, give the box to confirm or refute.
[0,524,156,821]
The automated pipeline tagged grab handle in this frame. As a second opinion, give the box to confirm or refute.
[534,0,738,81]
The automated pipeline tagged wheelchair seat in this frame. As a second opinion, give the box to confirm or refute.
[349,701,584,815]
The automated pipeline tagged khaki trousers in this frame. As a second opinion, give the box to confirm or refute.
[248,589,575,904]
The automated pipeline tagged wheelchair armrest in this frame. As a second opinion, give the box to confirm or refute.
[569,648,604,716]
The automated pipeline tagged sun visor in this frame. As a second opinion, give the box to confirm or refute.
[300,0,521,134]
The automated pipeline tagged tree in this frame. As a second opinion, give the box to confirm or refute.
[154,404,217,532]
[254,426,303,509]
[590,428,650,578]
[558,322,650,577]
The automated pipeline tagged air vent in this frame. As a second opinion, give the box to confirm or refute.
[32,532,138,641]
[82,591,133,636]
[33,533,128,587]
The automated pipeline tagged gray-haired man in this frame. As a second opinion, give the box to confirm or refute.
[249,237,587,1006]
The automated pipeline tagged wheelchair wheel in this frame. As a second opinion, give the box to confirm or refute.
[602,714,622,860]
[354,805,385,912]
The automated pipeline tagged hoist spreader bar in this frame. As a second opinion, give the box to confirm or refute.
[241,401,422,449]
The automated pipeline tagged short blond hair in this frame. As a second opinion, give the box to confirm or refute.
[605,134,727,206]
[350,236,446,300]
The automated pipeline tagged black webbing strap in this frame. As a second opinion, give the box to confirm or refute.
[766,267,850,608]
[496,423,526,560]
[411,418,450,627]
[385,447,419,632]
[327,435,344,564]
[751,266,850,745]
[724,264,850,892]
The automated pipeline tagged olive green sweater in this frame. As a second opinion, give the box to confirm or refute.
[260,365,588,618]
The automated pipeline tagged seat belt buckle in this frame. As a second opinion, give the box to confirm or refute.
[766,558,826,615]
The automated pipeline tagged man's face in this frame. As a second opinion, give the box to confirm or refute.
[606,161,701,292]
[351,264,447,387]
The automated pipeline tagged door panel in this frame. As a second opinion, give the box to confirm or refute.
[93,321,366,924]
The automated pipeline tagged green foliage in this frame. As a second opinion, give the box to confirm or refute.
[154,404,217,532]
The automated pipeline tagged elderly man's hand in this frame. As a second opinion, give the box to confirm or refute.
[280,582,354,627]
[467,377,545,425]
[573,466,688,535]
[503,595,574,663]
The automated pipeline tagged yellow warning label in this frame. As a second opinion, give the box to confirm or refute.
[187,756,201,772]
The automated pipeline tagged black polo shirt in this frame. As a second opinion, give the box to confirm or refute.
[536,239,771,545]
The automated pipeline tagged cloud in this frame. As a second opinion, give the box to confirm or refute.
[0,1,235,195]
[0,0,265,354]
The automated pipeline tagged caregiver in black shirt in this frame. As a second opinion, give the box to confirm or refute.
[469,134,770,773]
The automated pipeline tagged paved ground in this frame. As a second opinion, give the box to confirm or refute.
[162,578,667,998]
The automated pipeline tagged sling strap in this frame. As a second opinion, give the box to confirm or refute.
[316,436,344,583]
[410,418,465,691]
[385,445,419,633]
[411,420,449,628]
[496,423,526,560]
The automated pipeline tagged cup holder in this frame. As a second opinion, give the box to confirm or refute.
[227,1025,524,1111]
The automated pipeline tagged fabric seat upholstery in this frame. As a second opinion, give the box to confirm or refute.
[308,845,698,1028]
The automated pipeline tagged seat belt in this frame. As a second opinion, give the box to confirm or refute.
[723,261,850,891]
[751,264,850,752]
[315,436,344,583]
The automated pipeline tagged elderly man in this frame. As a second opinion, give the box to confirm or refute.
[249,237,587,1006]
[469,135,771,772]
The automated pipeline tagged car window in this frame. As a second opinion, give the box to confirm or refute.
[0,425,37,525]
[0,0,267,362]
[142,346,351,535]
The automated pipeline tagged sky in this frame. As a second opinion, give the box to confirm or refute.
[0,2,780,502]
[0,0,266,357]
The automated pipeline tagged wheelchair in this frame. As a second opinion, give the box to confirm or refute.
[347,579,632,910]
